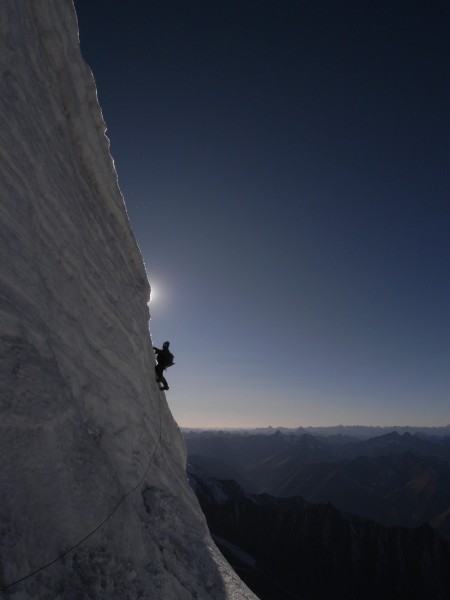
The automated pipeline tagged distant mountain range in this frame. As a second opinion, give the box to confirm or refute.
[183,425,450,439]
[184,430,450,540]
[189,467,450,600]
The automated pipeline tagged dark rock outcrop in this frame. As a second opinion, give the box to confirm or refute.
[190,468,450,600]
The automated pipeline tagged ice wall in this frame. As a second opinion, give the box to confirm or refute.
[0,1,257,598]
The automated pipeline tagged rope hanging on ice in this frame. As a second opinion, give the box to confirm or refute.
[0,393,164,592]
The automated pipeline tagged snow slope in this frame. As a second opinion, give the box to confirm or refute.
[0,1,257,598]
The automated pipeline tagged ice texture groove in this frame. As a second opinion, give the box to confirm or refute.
[0,1,257,598]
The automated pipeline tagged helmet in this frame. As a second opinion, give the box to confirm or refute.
[163,341,170,349]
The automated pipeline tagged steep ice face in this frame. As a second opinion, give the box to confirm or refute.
[0,1,257,598]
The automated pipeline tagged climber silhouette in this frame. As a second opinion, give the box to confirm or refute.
[153,341,174,391]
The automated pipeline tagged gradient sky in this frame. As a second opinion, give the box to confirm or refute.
[74,0,449,428]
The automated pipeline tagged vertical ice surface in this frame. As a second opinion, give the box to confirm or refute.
[0,1,257,598]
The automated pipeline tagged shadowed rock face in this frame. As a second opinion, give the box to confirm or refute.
[190,469,450,600]
[0,2,256,598]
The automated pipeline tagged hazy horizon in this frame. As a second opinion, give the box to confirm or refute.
[181,423,450,432]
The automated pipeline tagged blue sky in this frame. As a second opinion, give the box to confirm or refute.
[74,0,449,427]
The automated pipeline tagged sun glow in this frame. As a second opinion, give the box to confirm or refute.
[148,277,165,306]
[149,283,157,304]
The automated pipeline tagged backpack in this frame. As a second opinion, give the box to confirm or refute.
[164,352,174,367]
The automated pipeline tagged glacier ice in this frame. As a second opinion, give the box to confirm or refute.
[0,1,257,598]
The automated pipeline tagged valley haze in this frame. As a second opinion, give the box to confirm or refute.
[184,423,450,597]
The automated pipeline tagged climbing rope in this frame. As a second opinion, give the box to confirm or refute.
[0,391,164,592]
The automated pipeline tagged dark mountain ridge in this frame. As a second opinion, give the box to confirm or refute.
[189,468,450,600]
[277,452,450,531]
